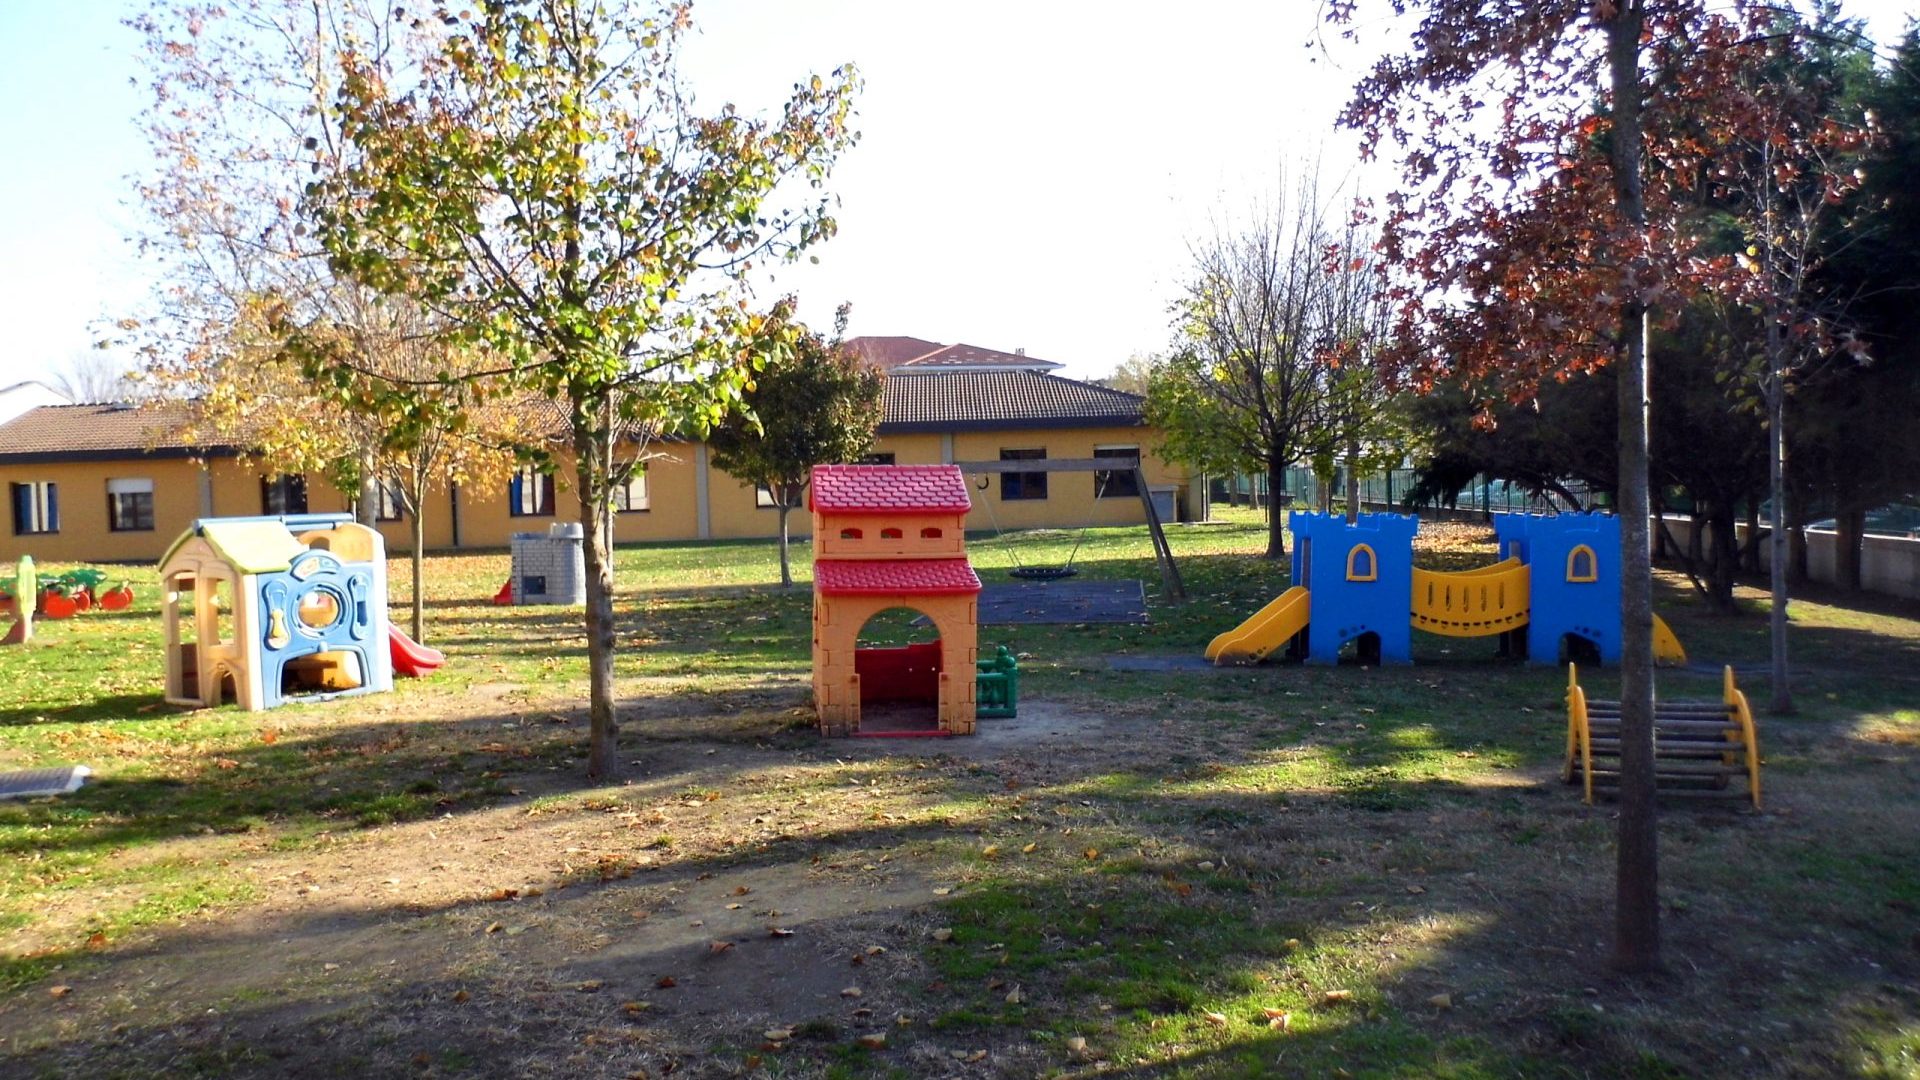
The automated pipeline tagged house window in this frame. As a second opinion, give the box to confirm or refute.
[839,527,863,540]
[755,484,780,509]
[1000,448,1047,501]
[614,468,649,512]
[376,480,405,522]
[261,474,308,516]
[509,466,555,517]
[1567,545,1598,583]
[881,527,903,539]
[10,481,58,535]
[107,478,155,532]
[1346,543,1378,582]
[921,527,943,539]
[1093,445,1141,498]
[857,452,896,465]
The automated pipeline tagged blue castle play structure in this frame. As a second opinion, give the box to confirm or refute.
[1206,511,1687,667]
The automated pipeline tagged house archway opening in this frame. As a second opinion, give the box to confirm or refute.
[854,606,944,735]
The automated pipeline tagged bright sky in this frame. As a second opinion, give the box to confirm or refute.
[1,2,1912,386]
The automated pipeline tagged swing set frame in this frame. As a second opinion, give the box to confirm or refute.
[954,456,1187,601]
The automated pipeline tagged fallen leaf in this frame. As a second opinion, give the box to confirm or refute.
[842,986,863,998]
[1065,1035,1088,1056]
[764,1027,793,1042]
[1084,848,1101,860]
[733,886,751,896]
[965,1049,988,1063]
[857,1033,887,1049]
[1202,1010,1228,1026]
[655,976,677,989]
[1428,993,1453,1009]
[1268,1011,1293,1032]
[451,989,471,1004]
[577,980,603,992]
[726,902,743,910]
[484,921,504,934]
[1283,938,1302,952]
[1323,989,1353,1004]
[865,945,886,956]
[1406,884,1427,894]
[932,928,954,942]
[84,931,106,950]
[933,886,953,896]
[1004,986,1023,1005]
[48,985,71,999]
[708,941,735,955]
[622,1001,652,1014]
[768,927,794,938]
[260,729,278,744]
[489,888,520,902]
[1021,842,1038,854]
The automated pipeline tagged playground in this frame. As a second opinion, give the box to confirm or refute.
[0,509,1917,1077]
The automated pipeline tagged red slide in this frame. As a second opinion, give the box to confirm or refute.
[388,625,446,678]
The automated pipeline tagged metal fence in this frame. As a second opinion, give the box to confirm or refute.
[1212,469,1596,516]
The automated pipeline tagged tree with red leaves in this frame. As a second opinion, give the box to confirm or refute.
[1325,0,1864,974]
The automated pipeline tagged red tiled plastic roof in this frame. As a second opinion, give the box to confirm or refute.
[810,464,972,514]
[814,558,982,596]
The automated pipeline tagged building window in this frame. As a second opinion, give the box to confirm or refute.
[857,452,896,465]
[1000,448,1047,501]
[1346,543,1378,582]
[1567,545,1598,583]
[1093,445,1141,498]
[756,484,780,509]
[509,466,555,517]
[261,474,308,516]
[921,527,943,539]
[376,480,405,522]
[839,527,863,540]
[10,481,58,535]
[107,478,155,532]
[614,469,649,512]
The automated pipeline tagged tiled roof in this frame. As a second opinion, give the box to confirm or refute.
[814,558,982,596]
[810,464,972,514]
[0,401,231,463]
[880,370,1145,433]
[845,336,947,368]
[843,336,1063,373]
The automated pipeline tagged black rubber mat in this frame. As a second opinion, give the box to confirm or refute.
[974,580,1150,625]
[0,765,91,799]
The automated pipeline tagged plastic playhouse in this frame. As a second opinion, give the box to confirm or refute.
[1207,511,1687,667]
[159,513,441,711]
[810,464,1016,737]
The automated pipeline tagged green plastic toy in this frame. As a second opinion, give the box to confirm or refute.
[975,646,1019,719]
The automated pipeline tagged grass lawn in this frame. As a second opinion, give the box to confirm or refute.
[0,506,1917,1078]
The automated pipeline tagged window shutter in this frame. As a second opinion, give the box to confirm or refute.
[509,471,524,515]
[44,483,57,532]
[10,484,25,536]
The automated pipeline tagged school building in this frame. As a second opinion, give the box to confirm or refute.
[0,339,1201,564]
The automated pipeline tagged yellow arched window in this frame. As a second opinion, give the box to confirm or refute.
[1346,543,1378,582]
[1566,544,1598,583]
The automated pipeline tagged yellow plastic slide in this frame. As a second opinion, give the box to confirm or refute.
[1652,613,1688,666]
[1206,586,1311,666]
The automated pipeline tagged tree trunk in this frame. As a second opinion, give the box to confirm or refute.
[1708,501,1738,614]
[1741,501,1761,574]
[1345,439,1362,524]
[1264,458,1287,559]
[1837,508,1866,591]
[777,504,794,588]
[1765,366,1793,713]
[411,507,426,644]
[1317,469,1334,514]
[1606,2,1662,977]
[575,424,619,781]
[356,471,379,527]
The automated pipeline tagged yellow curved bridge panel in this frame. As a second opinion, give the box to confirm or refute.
[1207,586,1310,666]
[1411,558,1531,638]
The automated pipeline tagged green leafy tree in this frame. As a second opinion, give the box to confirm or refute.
[305,0,859,778]
[1149,174,1380,558]
[707,308,884,588]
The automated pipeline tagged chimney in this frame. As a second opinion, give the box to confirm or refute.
[1015,348,1025,356]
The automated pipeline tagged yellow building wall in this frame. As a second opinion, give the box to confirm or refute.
[0,457,208,564]
[2,425,1194,561]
